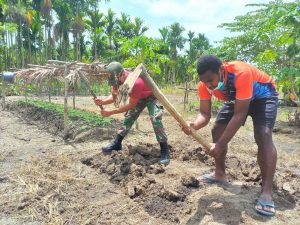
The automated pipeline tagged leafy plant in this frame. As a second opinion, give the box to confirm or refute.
[17,99,112,127]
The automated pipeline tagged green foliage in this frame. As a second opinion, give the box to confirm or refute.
[17,99,112,126]
[4,0,298,95]
[120,35,166,77]
[92,83,111,96]
[216,1,300,99]
[211,99,223,114]
[189,98,223,114]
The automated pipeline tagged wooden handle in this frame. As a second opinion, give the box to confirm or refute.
[78,71,104,110]
[139,64,210,152]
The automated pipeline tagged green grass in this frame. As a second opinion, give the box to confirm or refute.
[161,85,185,95]
[189,98,223,114]
[17,100,112,127]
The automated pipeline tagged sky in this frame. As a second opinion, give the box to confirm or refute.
[98,0,293,46]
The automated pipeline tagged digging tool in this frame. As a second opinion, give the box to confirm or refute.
[138,64,211,153]
[115,66,143,107]
[77,70,104,110]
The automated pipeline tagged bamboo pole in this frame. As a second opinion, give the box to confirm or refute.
[139,64,210,152]
[1,80,6,109]
[48,78,51,103]
[48,60,73,64]
[72,88,76,109]
[63,64,69,139]
[27,64,64,69]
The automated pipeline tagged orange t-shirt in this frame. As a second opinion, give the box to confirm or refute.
[198,61,277,101]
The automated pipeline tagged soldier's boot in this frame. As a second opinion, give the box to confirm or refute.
[159,142,170,165]
[102,134,124,153]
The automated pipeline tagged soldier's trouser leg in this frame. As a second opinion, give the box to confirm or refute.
[146,98,168,143]
[147,98,170,164]
[117,99,147,137]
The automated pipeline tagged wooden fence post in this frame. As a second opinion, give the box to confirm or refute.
[1,80,6,109]
[63,64,69,139]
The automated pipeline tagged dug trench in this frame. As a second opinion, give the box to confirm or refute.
[1,99,300,224]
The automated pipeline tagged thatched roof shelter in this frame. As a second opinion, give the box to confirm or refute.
[14,60,111,87]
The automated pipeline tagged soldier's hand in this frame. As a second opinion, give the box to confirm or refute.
[93,98,104,106]
[100,110,112,117]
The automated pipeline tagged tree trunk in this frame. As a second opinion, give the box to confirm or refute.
[44,21,48,61]
[14,33,19,68]
[19,18,24,68]
[28,25,32,64]
[290,83,300,107]
[39,24,43,64]
[48,22,52,60]
[5,29,9,70]
[171,66,176,84]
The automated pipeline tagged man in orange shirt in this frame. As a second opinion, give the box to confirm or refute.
[183,55,278,216]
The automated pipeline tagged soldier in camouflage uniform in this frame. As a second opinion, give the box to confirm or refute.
[94,62,170,164]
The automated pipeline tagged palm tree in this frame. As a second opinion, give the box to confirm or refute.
[158,26,171,82]
[53,0,72,61]
[41,0,52,60]
[25,8,33,64]
[186,30,195,60]
[4,0,27,68]
[133,17,148,37]
[159,26,169,44]
[116,12,134,39]
[168,22,185,59]
[69,0,109,61]
[31,0,44,64]
[85,8,106,60]
[69,0,88,61]
[168,22,185,83]
[192,33,210,56]
[104,8,116,50]
[0,0,7,70]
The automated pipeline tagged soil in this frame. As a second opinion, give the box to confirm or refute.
[1,95,300,225]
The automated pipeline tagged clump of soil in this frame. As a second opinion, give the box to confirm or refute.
[81,143,163,184]
[139,184,189,223]
[288,110,300,127]
[80,143,202,223]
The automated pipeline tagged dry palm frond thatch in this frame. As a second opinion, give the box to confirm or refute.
[14,60,111,90]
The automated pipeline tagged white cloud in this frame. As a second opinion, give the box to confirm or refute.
[101,0,294,44]
[130,0,256,20]
[126,0,269,43]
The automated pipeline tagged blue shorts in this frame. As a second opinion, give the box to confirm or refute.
[216,96,278,129]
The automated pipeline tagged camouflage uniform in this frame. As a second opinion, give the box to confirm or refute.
[117,95,167,143]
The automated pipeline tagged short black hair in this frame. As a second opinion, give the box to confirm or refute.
[197,55,222,76]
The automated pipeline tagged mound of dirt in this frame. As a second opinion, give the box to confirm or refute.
[288,110,300,127]
[81,143,164,184]
[8,102,117,142]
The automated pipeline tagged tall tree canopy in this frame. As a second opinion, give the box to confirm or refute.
[0,0,298,94]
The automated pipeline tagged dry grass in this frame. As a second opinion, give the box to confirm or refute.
[8,154,90,224]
